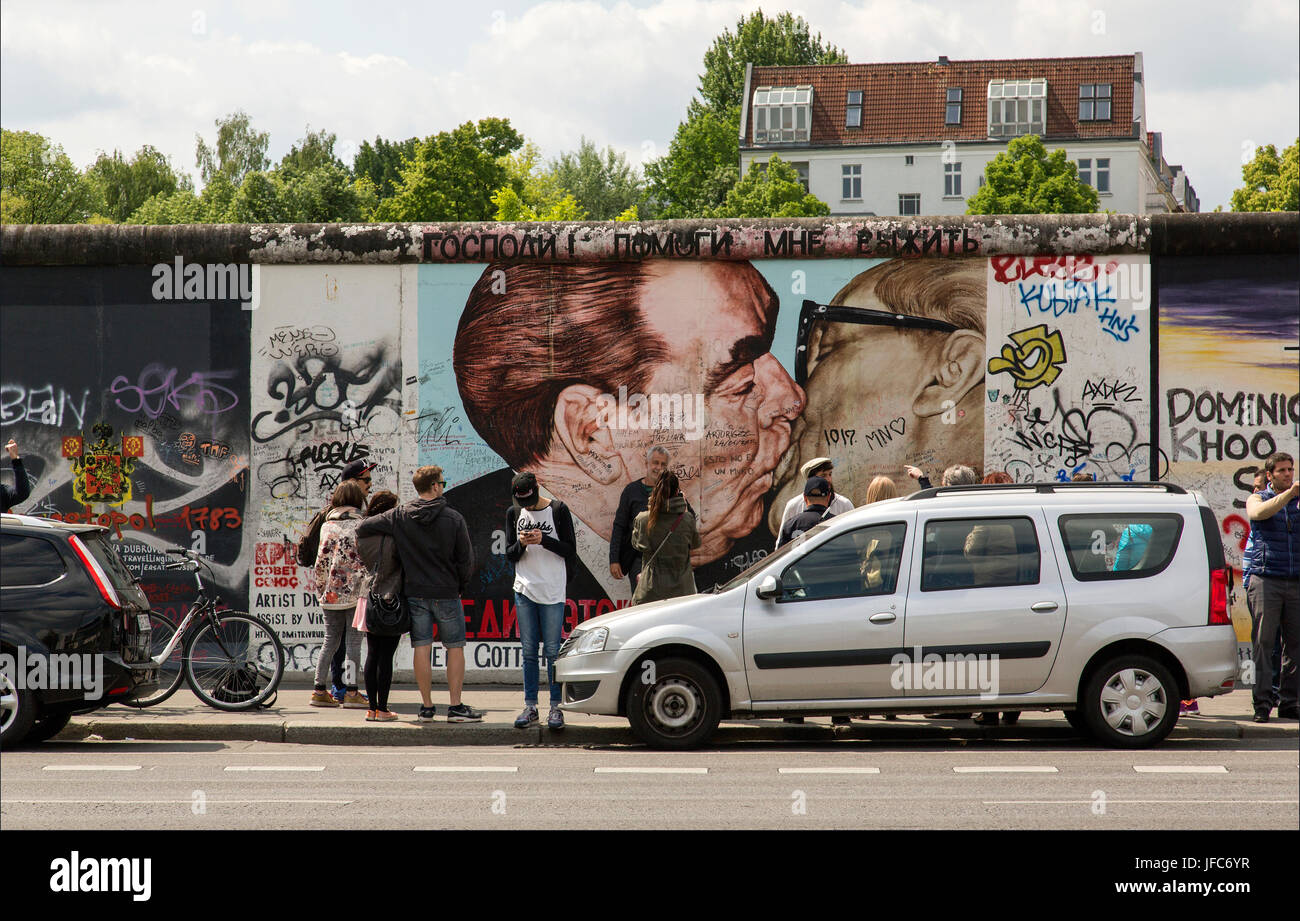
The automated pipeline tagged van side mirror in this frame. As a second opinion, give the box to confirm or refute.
[755,575,782,599]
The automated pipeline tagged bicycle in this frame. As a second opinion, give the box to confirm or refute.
[122,548,285,710]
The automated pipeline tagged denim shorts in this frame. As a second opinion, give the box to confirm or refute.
[408,597,467,649]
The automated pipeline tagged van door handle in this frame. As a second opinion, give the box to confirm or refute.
[869,612,897,624]
[1031,601,1059,613]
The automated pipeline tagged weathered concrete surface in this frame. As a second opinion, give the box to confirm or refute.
[3,213,1294,266]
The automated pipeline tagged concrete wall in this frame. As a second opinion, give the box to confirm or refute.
[2,214,1296,681]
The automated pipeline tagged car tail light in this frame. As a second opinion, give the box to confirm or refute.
[1208,568,1231,625]
[69,534,122,609]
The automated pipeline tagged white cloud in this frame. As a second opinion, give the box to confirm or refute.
[0,0,1294,209]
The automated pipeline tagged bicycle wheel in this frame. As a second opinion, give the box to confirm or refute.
[120,612,186,708]
[183,612,284,711]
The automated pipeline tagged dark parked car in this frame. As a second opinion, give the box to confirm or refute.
[1,513,158,745]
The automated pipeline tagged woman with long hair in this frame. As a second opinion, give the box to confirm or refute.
[311,480,369,708]
[630,471,700,604]
[357,490,402,721]
[863,475,898,504]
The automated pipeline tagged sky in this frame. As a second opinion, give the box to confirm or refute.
[2,0,1296,211]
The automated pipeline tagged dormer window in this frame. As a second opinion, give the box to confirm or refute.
[753,85,813,143]
[988,79,1046,137]
[1078,84,1112,121]
[846,91,863,128]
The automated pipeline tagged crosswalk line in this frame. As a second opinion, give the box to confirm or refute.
[42,765,141,772]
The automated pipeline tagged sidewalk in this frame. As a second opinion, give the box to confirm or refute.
[55,686,1298,747]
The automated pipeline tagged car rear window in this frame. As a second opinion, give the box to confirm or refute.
[1057,513,1184,581]
[0,533,68,587]
[79,531,150,605]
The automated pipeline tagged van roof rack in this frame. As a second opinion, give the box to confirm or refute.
[904,482,1187,501]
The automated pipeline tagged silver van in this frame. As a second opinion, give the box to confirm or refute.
[555,483,1238,750]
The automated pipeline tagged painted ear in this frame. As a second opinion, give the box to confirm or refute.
[912,330,985,418]
[553,384,625,485]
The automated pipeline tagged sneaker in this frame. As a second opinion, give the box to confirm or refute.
[1278,705,1300,720]
[341,691,369,709]
[547,707,565,731]
[514,706,539,729]
[366,710,400,722]
[418,705,437,722]
[1253,708,1270,723]
[330,684,346,704]
[445,703,484,723]
[310,690,340,708]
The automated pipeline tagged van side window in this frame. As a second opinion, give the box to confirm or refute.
[0,534,68,587]
[1057,513,1184,580]
[921,517,1040,591]
[780,522,907,602]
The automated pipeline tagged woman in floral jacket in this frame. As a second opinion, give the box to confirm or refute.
[310,480,369,708]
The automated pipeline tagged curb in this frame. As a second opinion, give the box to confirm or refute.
[53,715,1294,746]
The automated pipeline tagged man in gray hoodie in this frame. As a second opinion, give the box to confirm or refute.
[356,464,484,723]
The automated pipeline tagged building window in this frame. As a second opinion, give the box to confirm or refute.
[842,164,862,200]
[905,155,914,165]
[899,193,920,216]
[1078,83,1112,121]
[944,162,962,196]
[1096,157,1110,192]
[846,90,862,128]
[1078,158,1091,186]
[752,85,813,144]
[988,79,1046,137]
[945,87,963,124]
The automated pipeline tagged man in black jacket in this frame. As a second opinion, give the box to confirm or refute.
[609,446,669,594]
[1,439,30,512]
[357,464,484,723]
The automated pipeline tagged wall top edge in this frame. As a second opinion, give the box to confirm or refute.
[1,213,1295,266]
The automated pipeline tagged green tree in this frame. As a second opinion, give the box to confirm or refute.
[353,136,419,200]
[715,154,830,218]
[698,10,847,112]
[278,127,346,174]
[1230,140,1299,212]
[85,145,189,223]
[491,143,587,221]
[225,171,286,223]
[277,164,365,222]
[646,10,846,218]
[195,110,270,186]
[127,189,206,224]
[0,129,95,223]
[375,118,524,222]
[547,137,643,220]
[966,135,1099,214]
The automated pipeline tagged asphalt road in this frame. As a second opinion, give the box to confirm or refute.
[3,736,1296,830]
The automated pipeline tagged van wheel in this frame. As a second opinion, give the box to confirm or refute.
[24,711,73,744]
[1062,709,1090,735]
[1082,656,1178,748]
[0,666,37,747]
[625,657,721,750]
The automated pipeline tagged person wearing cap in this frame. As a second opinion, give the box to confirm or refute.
[506,472,578,731]
[1,439,30,513]
[774,458,853,549]
[356,465,484,723]
[340,459,377,492]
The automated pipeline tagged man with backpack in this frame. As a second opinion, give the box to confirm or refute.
[778,476,838,548]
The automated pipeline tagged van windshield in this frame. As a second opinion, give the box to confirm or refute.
[710,523,832,593]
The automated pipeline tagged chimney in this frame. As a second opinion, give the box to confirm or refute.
[938,55,950,65]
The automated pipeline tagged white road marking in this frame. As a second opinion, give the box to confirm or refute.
[4,799,352,805]
[223,766,326,772]
[413,766,518,773]
[594,767,708,774]
[953,766,1058,773]
[778,767,881,774]
[42,765,141,772]
[1132,765,1228,773]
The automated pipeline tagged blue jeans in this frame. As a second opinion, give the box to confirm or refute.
[516,593,565,706]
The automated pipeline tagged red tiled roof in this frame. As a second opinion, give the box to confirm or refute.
[744,55,1136,148]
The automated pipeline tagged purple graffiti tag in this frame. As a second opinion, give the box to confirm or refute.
[109,364,240,419]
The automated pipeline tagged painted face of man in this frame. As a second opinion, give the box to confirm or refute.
[615,262,805,561]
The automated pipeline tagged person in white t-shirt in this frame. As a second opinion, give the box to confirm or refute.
[774,457,855,549]
[506,472,578,731]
